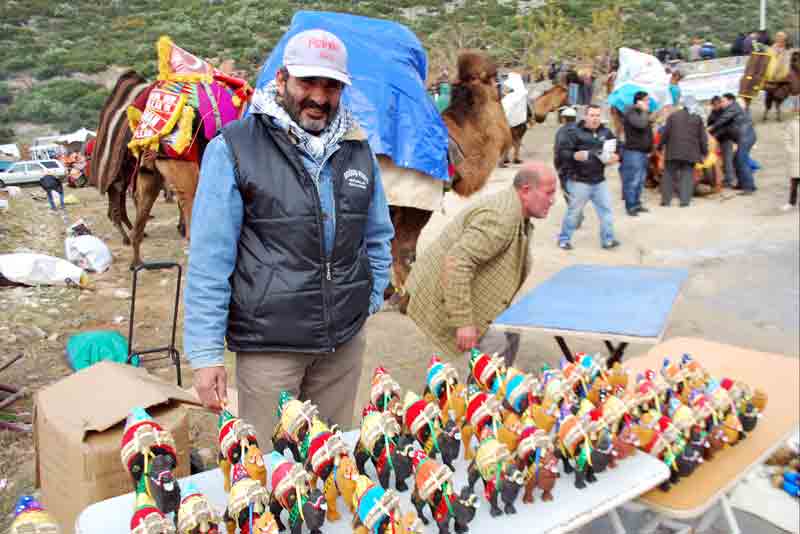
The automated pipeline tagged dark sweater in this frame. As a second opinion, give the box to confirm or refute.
[622,105,654,152]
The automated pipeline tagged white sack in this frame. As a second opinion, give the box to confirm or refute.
[65,235,112,273]
[0,253,88,286]
[502,72,529,128]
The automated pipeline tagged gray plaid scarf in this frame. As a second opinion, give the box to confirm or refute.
[249,80,353,164]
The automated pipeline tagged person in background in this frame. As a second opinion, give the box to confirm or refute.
[621,91,653,216]
[579,65,595,106]
[566,64,581,107]
[707,95,738,188]
[554,107,580,212]
[669,70,683,105]
[39,174,64,211]
[782,113,800,211]
[731,33,746,56]
[405,162,557,365]
[688,38,703,61]
[699,41,717,60]
[658,95,709,207]
[757,30,773,47]
[184,29,394,439]
[558,105,621,250]
[709,93,757,194]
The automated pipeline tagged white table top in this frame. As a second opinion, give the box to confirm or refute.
[76,431,669,534]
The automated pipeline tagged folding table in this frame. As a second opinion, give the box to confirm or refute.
[493,264,688,364]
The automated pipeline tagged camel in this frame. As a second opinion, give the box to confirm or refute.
[739,48,800,121]
[502,84,568,165]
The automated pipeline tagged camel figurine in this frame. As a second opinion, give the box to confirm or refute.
[218,409,265,492]
[409,451,478,534]
[498,367,540,418]
[555,411,596,489]
[610,425,640,468]
[177,483,223,534]
[224,464,276,534]
[265,452,326,534]
[130,490,177,534]
[271,391,319,462]
[120,407,181,517]
[301,418,359,522]
[468,349,506,394]
[514,425,559,504]
[354,407,415,491]
[466,438,525,517]
[402,391,461,471]
[461,386,503,461]
[10,496,61,534]
[351,475,424,534]
[423,356,468,426]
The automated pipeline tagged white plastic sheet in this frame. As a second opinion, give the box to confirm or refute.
[609,47,672,111]
[502,72,529,128]
[0,253,88,287]
[65,235,112,273]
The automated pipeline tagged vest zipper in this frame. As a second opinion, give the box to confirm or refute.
[314,146,341,352]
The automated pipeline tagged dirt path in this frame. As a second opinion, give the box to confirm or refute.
[0,107,797,528]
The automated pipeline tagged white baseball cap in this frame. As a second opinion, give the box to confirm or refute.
[283,29,351,86]
[560,106,577,117]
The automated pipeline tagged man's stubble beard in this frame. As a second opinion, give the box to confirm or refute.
[279,91,336,135]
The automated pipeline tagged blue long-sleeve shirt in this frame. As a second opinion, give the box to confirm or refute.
[184,127,394,369]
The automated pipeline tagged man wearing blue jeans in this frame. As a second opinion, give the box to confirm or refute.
[558,105,620,250]
[620,91,653,216]
[39,175,64,211]
[709,93,757,194]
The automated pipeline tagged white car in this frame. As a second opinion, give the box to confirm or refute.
[0,159,66,186]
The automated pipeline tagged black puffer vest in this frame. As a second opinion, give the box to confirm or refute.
[222,115,375,353]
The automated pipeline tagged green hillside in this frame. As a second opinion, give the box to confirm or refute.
[0,0,797,137]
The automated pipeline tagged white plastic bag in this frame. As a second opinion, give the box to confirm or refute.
[502,72,529,128]
[65,235,112,273]
[0,253,88,286]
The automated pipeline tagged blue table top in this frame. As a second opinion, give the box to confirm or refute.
[494,264,689,339]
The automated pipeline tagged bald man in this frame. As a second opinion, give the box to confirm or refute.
[406,161,557,365]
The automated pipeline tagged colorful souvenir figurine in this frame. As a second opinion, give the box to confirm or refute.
[10,496,61,534]
[121,407,181,516]
[468,349,506,394]
[224,464,275,534]
[514,425,559,503]
[302,419,358,522]
[266,452,326,534]
[720,379,761,432]
[606,361,630,392]
[177,483,223,534]
[219,409,265,492]
[424,356,468,425]
[369,367,404,424]
[355,407,415,491]
[131,491,177,534]
[555,411,595,489]
[499,367,539,417]
[461,386,502,460]
[610,424,640,466]
[409,451,477,534]
[403,391,461,471]
[272,392,320,462]
[466,438,525,517]
[352,475,424,534]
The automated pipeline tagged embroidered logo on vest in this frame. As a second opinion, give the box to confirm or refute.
[344,168,369,190]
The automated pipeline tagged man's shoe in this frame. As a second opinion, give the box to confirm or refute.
[602,240,620,249]
[626,209,639,217]
[739,189,755,196]
[559,241,573,250]
[636,206,650,213]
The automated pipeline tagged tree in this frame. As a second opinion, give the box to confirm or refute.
[514,0,579,73]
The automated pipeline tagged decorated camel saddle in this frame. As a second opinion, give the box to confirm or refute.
[403,391,460,470]
[10,496,60,534]
[461,386,503,461]
[130,491,177,534]
[369,367,404,422]
[468,349,506,394]
[302,418,358,522]
[127,36,253,160]
[177,482,223,534]
[121,408,181,516]
[272,391,320,462]
[409,450,477,534]
[500,367,540,416]
[218,409,265,491]
[224,464,275,534]
[424,356,468,426]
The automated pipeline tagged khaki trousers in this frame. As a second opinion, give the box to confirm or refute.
[236,330,366,444]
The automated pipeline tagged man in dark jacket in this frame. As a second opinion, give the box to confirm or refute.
[709,93,757,193]
[557,105,620,250]
[621,91,653,215]
[39,174,64,211]
[707,96,737,187]
[553,106,583,229]
[183,30,394,438]
[658,96,709,206]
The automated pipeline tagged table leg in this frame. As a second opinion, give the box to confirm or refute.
[607,508,626,534]
[694,500,722,532]
[555,336,574,362]
[719,495,742,534]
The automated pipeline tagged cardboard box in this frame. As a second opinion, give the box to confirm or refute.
[34,361,201,533]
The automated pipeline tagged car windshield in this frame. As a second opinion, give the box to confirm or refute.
[41,161,60,169]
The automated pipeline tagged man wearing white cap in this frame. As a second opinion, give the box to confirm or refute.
[184,29,395,437]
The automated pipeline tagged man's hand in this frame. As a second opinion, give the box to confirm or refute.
[574,150,589,162]
[194,366,228,412]
[456,326,480,352]
[606,153,620,165]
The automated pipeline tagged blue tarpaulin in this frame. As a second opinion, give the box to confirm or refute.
[254,11,449,181]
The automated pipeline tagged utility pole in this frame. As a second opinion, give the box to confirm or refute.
[760,0,766,30]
